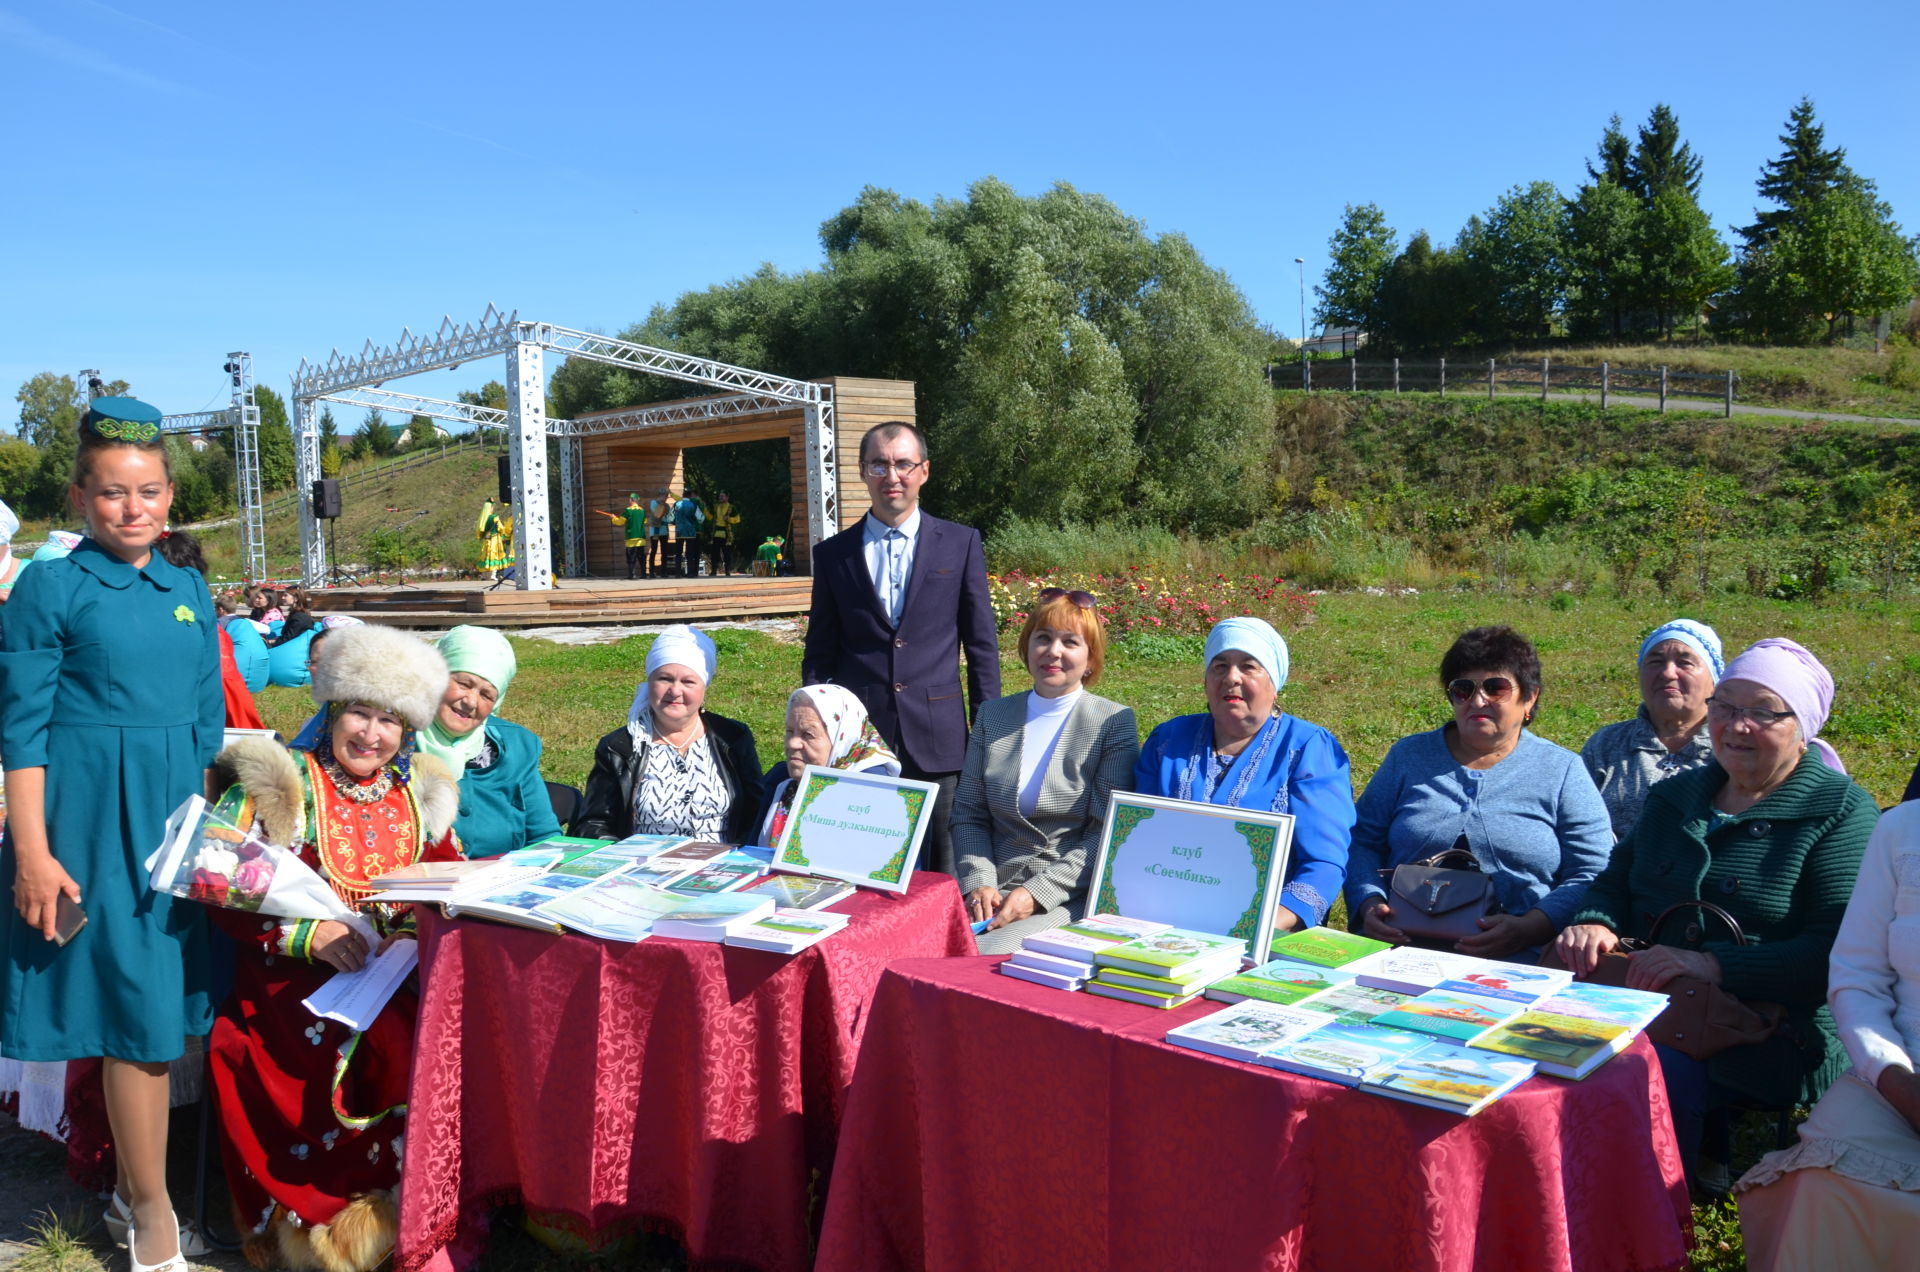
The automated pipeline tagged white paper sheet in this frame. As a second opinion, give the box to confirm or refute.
[301,938,419,1031]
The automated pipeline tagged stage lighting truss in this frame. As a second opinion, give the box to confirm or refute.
[288,306,838,591]
[158,352,267,583]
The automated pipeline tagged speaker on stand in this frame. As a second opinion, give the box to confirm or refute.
[311,479,356,588]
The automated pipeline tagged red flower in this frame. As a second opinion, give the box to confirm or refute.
[187,870,231,906]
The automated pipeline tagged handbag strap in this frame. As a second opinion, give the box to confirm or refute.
[1647,899,1748,947]
[1378,847,1483,878]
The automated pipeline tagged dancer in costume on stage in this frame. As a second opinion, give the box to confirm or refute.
[476,499,514,581]
[206,624,461,1272]
[1,397,223,1272]
[593,493,648,579]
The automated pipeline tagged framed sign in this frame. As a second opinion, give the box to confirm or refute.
[772,767,941,895]
[1085,793,1294,959]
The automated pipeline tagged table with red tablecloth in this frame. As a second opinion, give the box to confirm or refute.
[816,957,1694,1272]
[395,871,973,1272]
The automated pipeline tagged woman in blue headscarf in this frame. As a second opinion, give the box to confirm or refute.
[1134,616,1355,934]
[1580,618,1723,839]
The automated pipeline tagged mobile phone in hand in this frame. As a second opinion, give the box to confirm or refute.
[52,893,87,946]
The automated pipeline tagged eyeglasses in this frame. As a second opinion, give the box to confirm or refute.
[1706,698,1795,728]
[1446,676,1516,703]
[863,459,927,478]
[1037,587,1098,609]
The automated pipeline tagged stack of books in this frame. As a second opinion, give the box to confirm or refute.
[651,891,777,942]
[1085,928,1248,1009]
[996,914,1173,992]
[1467,980,1669,1079]
[724,908,853,953]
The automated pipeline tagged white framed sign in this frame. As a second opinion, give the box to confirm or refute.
[771,767,941,895]
[1085,792,1294,958]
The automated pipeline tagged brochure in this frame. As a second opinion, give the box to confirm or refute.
[301,938,419,1031]
[1022,914,1174,963]
[1165,1001,1331,1065]
[1372,989,1528,1045]
[1260,1019,1432,1086]
[1361,1043,1537,1116]
[724,908,852,954]
[1268,927,1390,968]
[534,875,688,944]
[1206,958,1357,1007]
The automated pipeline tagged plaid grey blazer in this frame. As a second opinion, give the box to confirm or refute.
[951,690,1139,918]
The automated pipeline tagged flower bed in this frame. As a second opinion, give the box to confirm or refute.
[987,568,1315,636]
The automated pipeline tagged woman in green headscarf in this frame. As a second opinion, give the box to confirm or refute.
[417,625,561,857]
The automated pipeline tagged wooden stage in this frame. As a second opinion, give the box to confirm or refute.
[309,574,812,629]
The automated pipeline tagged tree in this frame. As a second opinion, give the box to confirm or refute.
[1314,203,1398,331]
[550,177,1275,533]
[1370,231,1471,351]
[1585,114,1633,188]
[253,385,296,492]
[1565,178,1643,338]
[319,406,339,451]
[1635,186,1734,338]
[1742,97,1853,250]
[1628,104,1702,203]
[404,414,437,449]
[1462,182,1569,340]
[359,408,396,457]
[1758,187,1919,341]
[13,371,128,517]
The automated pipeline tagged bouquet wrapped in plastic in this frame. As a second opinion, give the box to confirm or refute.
[147,794,376,943]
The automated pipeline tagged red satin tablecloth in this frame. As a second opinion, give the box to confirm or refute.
[816,957,1693,1272]
[395,871,973,1272]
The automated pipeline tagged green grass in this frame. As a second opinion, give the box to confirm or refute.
[1506,341,1920,419]
[9,1207,105,1272]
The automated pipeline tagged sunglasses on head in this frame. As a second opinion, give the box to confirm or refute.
[1446,676,1516,703]
[1037,587,1098,609]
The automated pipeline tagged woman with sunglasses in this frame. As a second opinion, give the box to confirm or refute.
[1344,625,1611,962]
[1556,638,1877,1197]
[1134,616,1354,934]
[954,587,1139,954]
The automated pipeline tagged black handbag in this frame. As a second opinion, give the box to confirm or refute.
[1383,848,1499,946]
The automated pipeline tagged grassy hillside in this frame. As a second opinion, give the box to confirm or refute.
[1490,340,1920,418]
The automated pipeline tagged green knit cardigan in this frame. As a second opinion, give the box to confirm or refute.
[1571,751,1879,1105]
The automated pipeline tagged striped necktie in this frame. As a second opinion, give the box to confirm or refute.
[886,528,907,623]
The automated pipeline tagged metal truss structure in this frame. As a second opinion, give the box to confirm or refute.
[289,307,836,590]
[156,353,267,582]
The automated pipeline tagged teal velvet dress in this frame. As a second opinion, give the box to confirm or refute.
[454,717,562,858]
[0,540,222,1062]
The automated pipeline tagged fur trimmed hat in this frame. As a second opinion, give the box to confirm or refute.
[310,624,448,732]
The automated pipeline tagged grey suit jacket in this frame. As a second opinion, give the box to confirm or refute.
[951,690,1140,918]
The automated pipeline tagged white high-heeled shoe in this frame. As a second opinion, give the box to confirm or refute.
[125,1210,191,1272]
[105,1195,211,1257]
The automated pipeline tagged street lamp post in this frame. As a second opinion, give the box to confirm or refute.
[1294,257,1308,390]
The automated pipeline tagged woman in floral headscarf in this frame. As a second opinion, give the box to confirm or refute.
[753,684,901,848]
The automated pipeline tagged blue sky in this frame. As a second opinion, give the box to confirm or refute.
[4,0,1915,426]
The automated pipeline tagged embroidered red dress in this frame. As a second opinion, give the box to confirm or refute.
[208,752,460,1232]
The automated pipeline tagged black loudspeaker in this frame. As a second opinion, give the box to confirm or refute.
[497,455,512,503]
[311,478,343,520]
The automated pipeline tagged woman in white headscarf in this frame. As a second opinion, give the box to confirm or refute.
[574,624,763,843]
[753,684,901,848]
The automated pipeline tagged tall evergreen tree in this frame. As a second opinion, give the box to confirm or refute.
[1585,115,1632,188]
[1741,97,1853,249]
[1628,104,1702,203]
[1314,203,1398,331]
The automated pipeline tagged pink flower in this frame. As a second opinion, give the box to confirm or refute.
[231,856,276,899]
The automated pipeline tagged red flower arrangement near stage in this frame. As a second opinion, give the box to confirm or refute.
[987,569,1315,637]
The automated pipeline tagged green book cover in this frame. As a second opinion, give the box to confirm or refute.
[1469,1010,1629,1075]
[1093,928,1246,975]
[1093,965,1225,994]
[1084,980,1204,1009]
[1209,958,1353,1005]
[1269,927,1390,967]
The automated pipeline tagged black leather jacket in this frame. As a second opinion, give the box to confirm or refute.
[572,711,763,846]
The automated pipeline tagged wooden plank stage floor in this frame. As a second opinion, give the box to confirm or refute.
[308,574,812,629]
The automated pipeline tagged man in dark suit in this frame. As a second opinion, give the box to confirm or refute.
[801,421,1000,877]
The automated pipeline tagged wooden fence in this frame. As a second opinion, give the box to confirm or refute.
[1279,357,1739,415]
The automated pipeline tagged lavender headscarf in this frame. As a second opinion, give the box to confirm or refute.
[1718,637,1843,773]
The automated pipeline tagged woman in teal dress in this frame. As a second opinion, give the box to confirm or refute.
[0,397,222,1272]
[413,625,561,857]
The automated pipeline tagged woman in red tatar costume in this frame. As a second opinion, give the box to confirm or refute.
[205,624,462,1272]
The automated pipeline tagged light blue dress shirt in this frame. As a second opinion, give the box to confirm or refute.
[861,508,921,625]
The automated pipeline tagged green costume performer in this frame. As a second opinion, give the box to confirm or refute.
[708,494,743,575]
[477,500,514,574]
[0,538,222,1061]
